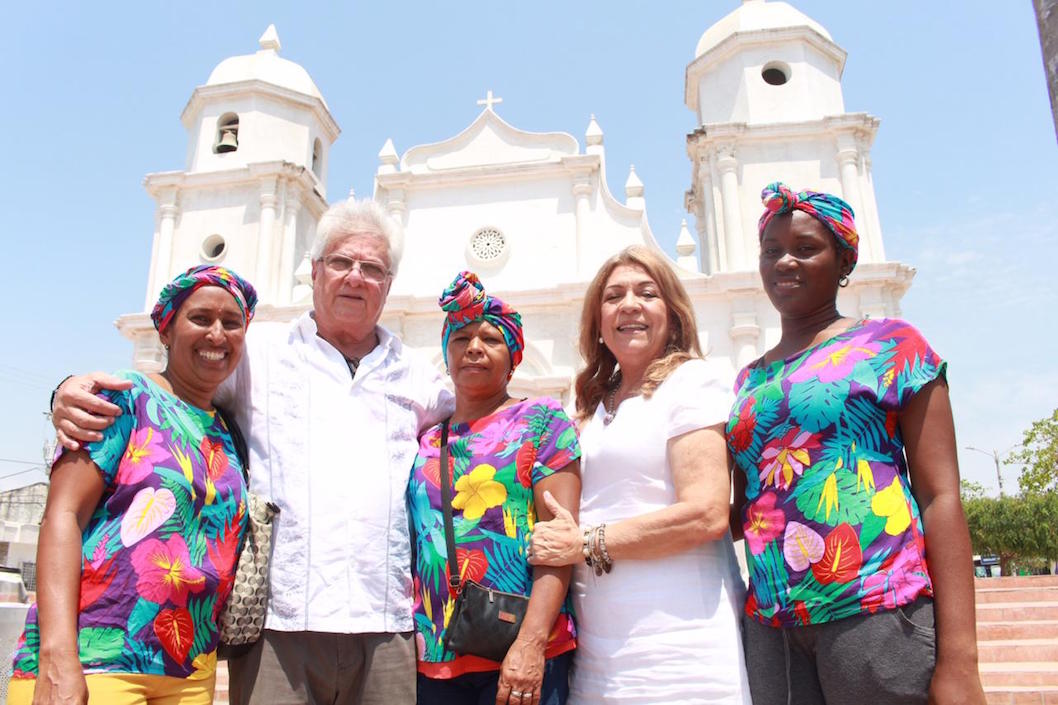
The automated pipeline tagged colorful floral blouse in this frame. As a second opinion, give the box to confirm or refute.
[408,397,581,678]
[13,371,248,680]
[726,319,945,627]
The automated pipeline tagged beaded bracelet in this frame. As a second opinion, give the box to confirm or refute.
[584,524,613,576]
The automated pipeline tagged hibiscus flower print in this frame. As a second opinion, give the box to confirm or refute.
[759,428,820,490]
[131,534,207,607]
[788,329,880,384]
[744,492,785,555]
[115,426,167,485]
[728,398,756,453]
[452,464,508,521]
[860,541,931,612]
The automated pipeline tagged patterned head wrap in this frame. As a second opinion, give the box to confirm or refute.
[151,265,259,334]
[758,182,860,270]
[439,271,524,372]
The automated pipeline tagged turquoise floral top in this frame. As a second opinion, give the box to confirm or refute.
[408,397,580,678]
[13,371,248,679]
[726,319,945,627]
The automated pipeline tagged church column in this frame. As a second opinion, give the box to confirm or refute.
[572,176,592,277]
[730,295,761,369]
[836,145,873,263]
[146,189,179,308]
[386,188,408,228]
[256,178,279,300]
[857,130,887,262]
[696,148,720,274]
[277,191,301,304]
[716,144,745,271]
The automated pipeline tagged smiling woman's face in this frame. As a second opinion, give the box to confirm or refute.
[759,210,852,318]
[446,319,511,397]
[598,264,670,369]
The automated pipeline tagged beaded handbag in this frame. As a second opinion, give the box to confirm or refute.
[215,407,279,647]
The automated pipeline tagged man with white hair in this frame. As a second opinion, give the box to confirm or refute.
[51,199,453,705]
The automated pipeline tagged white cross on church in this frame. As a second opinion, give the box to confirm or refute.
[476,89,503,111]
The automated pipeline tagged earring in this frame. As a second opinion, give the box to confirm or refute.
[839,274,850,288]
[598,336,604,344]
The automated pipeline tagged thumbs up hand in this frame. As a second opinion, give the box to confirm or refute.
[529,491,582,567]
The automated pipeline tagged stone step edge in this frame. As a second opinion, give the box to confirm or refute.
[978,661,1058,672]
[978,638,1058,646]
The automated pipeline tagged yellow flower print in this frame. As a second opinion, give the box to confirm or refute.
[452,464,508,520]
[171,444,196,502]
[871,477,911,535]
[503,506,518,539]
[816,471,839,522]
[187,650,217,680]
[856,459,875,493]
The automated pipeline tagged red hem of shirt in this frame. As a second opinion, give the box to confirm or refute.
[417,640,576,680]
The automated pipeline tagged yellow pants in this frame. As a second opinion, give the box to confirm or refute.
[7,672,215,705]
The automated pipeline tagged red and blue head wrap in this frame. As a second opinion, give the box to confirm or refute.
[151,265,259,334]
[439,271,524,372]
[758,182,860,271]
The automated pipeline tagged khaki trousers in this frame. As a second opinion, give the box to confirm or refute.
[227,629,415,705]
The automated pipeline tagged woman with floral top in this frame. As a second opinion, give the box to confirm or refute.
[9,265,258,705]
[727,182,985,705]
[407,271,581,705]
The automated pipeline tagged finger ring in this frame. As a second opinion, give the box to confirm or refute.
[511,691,525,698]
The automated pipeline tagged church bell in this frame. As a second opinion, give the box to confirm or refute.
[217,129,238,153]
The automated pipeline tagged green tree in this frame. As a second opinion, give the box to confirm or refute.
[1009,408,1058,494]
[962,492,1058,575]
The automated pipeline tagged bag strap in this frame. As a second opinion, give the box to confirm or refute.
[437,420,461,593]
[215,405,249,484]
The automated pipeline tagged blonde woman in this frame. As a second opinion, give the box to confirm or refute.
[530,247,750,704]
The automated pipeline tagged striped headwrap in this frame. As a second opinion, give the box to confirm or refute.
[758,182,860,270]
[151,265,259,334]
[439,271,524,372]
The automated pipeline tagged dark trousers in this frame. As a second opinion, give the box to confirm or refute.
[742,598,936,705]
[416,651,573,705]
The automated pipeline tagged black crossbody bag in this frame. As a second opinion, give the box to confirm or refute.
[439,420,529,663]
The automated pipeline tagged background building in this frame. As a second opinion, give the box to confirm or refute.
[119,1,913,400]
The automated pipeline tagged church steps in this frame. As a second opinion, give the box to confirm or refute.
[975,577,1058,700]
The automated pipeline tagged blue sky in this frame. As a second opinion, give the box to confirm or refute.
[1,2,1055,493]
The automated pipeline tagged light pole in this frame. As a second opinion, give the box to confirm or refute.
[965,446,1005,497]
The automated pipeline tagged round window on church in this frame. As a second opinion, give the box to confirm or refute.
[201,234,227,262]
[761,62,790,86]
[466,226,510,270]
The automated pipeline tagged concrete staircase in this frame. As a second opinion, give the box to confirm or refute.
[977,575,1058,704]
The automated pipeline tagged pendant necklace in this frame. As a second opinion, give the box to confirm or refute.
[602,387,618,425]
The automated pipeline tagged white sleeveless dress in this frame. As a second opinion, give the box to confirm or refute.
[570,359,752,705]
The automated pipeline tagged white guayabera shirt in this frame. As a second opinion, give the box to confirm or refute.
[216,312,453,633]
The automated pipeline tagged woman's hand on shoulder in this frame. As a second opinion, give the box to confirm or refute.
[528,491,581,567]
[52,372,131,451]
[496,636,546,705]
[33,651,89,705]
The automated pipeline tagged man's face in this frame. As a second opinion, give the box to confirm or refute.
[311,232,392,344]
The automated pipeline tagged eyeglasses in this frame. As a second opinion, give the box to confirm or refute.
[321,255,391,283]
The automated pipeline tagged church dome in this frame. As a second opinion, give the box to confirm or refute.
[695,0,832,58]
[206,25,326,105]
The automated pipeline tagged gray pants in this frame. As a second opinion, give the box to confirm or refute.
[227,629,416,705]
[742,599,936,705]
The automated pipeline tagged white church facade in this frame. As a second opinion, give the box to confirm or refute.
[116,0,916,400]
